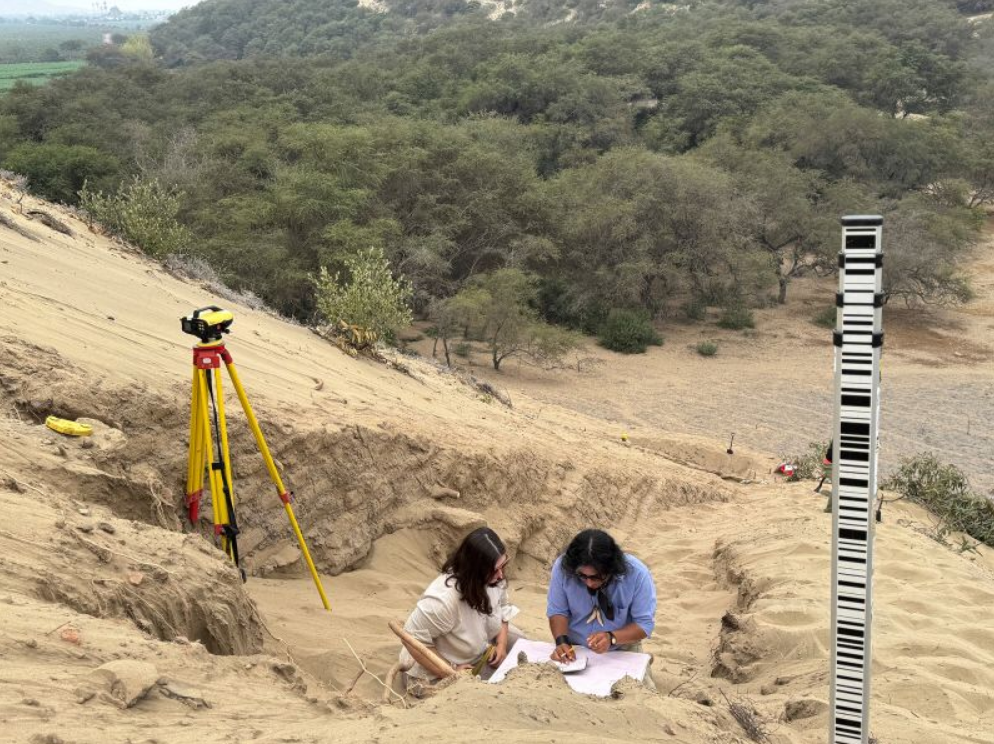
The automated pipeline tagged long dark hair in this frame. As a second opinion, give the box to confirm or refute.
[442,527,506,615]
[561,529,628,579]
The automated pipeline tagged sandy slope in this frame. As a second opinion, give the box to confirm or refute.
[2,181,994,744]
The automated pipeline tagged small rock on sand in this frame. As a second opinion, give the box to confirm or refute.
[86,660,159,708]
[784,698,828,721]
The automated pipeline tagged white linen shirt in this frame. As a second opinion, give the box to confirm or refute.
[400,573,520,679]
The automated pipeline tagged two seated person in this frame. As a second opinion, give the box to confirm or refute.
[398,526,657,694]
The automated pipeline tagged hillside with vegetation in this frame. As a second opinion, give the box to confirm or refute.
[2,0,992,337]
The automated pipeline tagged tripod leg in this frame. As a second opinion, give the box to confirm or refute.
[211,366,241,569]
[213,366,236,513]
[196,370,233,561]
[186,368,207,524]
[224,359,331,611]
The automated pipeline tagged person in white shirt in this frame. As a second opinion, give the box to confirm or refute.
[400,527,521,689]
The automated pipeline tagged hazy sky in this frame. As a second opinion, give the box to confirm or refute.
[47,0,202,10]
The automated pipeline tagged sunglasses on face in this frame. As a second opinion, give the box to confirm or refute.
[576,570,606,582]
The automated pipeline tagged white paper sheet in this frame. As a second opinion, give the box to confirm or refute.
[488,639,649,697]
[552,656,588,674]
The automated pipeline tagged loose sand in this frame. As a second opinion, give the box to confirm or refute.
[1,179,993,744]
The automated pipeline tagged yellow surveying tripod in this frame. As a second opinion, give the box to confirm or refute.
[182,306,330,611]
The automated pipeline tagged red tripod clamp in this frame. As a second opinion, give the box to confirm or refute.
[192,343,232,370]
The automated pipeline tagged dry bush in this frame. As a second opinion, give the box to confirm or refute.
[721,690,770,743]
[885,453,993,549]
[163,254,268,311]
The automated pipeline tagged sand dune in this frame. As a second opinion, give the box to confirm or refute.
[2,179,994,743]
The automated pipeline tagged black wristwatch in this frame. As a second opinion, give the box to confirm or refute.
[608,631,617,646]
[555,634,571,647]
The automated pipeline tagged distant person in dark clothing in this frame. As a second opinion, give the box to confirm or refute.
[815,440,833,494]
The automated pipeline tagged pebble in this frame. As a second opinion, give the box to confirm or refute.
[77,523,94,534]
[76,690,95,704]
[23,698,40,707]
[25,639,38,649]
[98,522,115,535]
[80,439,95,450]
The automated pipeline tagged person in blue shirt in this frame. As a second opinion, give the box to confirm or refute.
[547,529,657,663]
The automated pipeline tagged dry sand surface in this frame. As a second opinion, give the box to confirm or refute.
[1,180,993,744]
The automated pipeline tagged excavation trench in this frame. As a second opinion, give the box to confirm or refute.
[1,336,735,665]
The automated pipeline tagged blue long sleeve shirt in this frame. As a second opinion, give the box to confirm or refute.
[546,553,657,647]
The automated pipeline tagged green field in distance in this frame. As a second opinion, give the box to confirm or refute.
[0,61,84,92]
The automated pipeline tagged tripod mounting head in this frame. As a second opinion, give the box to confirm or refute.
[181,306,234,343]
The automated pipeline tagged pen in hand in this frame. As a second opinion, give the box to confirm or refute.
[552,642,576,663]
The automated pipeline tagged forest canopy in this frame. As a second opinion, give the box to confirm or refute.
[2,0,991,324]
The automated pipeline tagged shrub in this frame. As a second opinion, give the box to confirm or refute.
[79,176,190,257]
[163,254,268,311]
[526,323,583,369]
[783,440,830,481]
[597,309,663,354]
[535,277,607,334]
[7,142,119,204]
[812,306,836,328]
[696,340,718,357]
[717,303,755,330]
[312,247,413,340]
[883,453,994,548]
[453,342,472,358]
[682,297,707,321]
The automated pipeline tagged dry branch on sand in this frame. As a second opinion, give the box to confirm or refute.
[26,209,73,236]
[720,690,770,742]
[0,211,40,242]
[343,637,408,708]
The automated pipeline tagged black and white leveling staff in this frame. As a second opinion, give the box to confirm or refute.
[182,306,331,611]
[830,216,884,744]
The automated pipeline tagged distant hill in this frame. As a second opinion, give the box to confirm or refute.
[149,0,390,64]
[148,0,676,63]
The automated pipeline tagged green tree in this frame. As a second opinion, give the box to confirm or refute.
[58,39,86,60]
[548,148,759,317]
[312,247,413,340]
[697,137,834,304]
[745,90,960,195]
[449,268,579,370]
[4,143,119,204]
[79,175,191,257]
[122,35,154,62]
[881,195,978,307]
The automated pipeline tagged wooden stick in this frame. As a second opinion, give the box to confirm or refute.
[388,620,455,679]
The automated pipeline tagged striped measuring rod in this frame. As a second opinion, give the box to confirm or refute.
[829,215,884,744]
